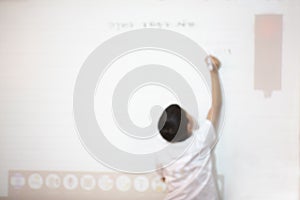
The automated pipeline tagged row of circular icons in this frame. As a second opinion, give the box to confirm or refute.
[10,173,166,192]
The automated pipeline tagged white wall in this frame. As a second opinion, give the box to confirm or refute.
[0,0,299,199]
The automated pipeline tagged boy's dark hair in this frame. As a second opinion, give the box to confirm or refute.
[158,104,189,143]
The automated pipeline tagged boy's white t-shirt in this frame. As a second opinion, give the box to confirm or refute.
[157,119,219,200]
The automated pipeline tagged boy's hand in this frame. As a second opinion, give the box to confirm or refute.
[205,55,222,130]
[205,55,221,72]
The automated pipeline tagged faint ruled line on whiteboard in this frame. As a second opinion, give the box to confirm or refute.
[254,14,283,98]
[108,21,196,30]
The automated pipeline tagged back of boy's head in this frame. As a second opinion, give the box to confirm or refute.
[158,104,189,143]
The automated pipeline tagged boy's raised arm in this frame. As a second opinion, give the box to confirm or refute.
[205,55,222,131]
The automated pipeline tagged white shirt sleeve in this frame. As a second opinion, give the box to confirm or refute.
[196,119,217,151]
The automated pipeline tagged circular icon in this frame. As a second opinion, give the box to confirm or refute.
[98,175,114,191]
[10,173,25,189]
[133,176,149,192]
[28,173,43,190]
[151,176,166,192]
[73,28,225,173]
[80,175,96,191]
[63,174,78,190]
[116,175,131,192]
[46,174,61,189]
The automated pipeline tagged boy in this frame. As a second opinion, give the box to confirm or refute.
[157,55,222,200]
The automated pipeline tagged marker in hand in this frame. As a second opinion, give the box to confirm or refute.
[205,55,221,72]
